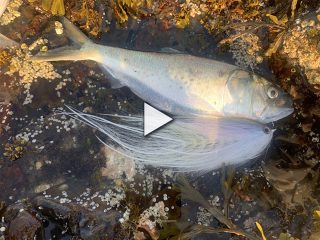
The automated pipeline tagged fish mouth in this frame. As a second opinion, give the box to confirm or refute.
[269,94,294,121]
[279,107,294,118]
[275,95,293,109]
[263,107,294,123]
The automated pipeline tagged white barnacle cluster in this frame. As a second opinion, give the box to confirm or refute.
[14,110,77,146]
[0,103,13,124]
[138,201,168,229]
[208,195,220,207]
[229,34,263,69]
[55,70,71,92]
[22,83,32,105]
[196,195,220,226]
[98,187,126,210]
[39,186,126,212]
[4,39,62,105]
[132,165,175,197]
[6,40,61,85]
[196,206,213,226]
[119,207,131,223]
[0,0,23,25]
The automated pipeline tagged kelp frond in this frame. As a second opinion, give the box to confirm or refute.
[42,0,65,16]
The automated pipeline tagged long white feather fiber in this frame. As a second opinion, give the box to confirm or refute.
[64,106,273,172]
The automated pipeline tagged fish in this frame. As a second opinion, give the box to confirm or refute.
[65,106,273,172]
[31,17,293,123]
[0,0,18,48]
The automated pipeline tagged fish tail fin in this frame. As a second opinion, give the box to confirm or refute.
[0,33,18,48]
[61,17,90,47]
[30,17,99,62]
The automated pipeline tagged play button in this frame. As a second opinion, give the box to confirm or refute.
[144,103,173,136]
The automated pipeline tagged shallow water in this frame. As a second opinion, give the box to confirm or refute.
[0,1,320,240]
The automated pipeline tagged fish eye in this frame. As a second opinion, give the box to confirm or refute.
[267,87,278,99]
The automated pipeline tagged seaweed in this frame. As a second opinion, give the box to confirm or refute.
[2,138,27,161]
[41,0,65,16]
[111,0,153,24]
[176,175,260,240]
[65,0,103,37]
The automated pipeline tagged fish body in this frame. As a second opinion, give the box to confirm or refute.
[32,18,293,123]
[66,107,273,172]
[95,46,293,123]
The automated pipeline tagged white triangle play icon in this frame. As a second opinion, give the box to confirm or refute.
[144,103,173,136]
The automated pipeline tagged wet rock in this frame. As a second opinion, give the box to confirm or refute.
[2,203,44,240]
[281,20,320,94]
[32,197,81,236]
[32,197,121,239]
[8,211,43,240]
[0,165,25,200]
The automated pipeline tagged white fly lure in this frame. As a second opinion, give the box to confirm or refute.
[65,106,273,172]
[31,18,293,123]
[0,0,18,48]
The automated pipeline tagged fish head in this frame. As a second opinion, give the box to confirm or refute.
[224,70,293,123]
[251,75,294,123]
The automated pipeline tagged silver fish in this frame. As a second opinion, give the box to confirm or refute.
[65,106,273,172]
[32,18,293,123]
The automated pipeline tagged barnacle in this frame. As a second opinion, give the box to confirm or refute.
[41,0,65,16]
